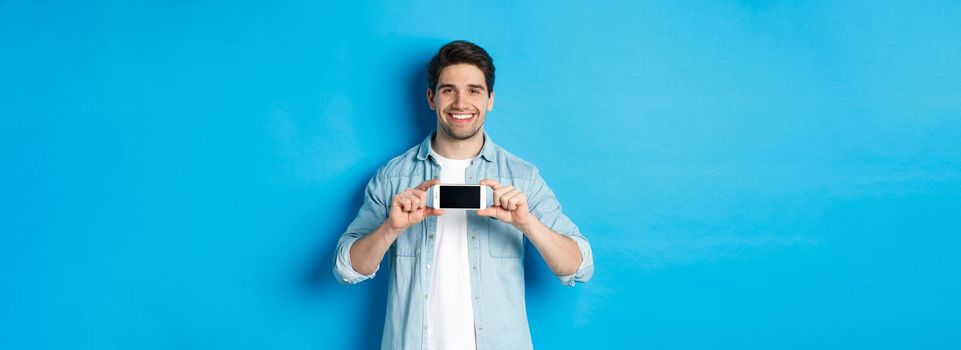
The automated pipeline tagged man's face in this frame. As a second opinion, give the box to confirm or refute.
[427,63,494,141]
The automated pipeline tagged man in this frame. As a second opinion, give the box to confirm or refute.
[334,40,594,350]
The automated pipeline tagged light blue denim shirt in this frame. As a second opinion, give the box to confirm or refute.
[334,132,594,350]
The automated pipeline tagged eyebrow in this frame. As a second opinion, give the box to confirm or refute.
[437,83,487,91]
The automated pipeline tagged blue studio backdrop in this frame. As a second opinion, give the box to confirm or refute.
[2,1,960,349]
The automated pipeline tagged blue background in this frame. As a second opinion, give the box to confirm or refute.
[2,1,960,349]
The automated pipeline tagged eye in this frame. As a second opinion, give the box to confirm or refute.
[442,88,454,94]
[470,89,480,95]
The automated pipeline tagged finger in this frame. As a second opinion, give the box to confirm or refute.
[499,191,516,210]
[505,192,524,210]
[425,208,446,217]
[399,193,418,212]
[498,187,518,209]
[476,207,501,218]
[403,191,423,209]
[415,178,441,191]
[483,207,512,222]
[492,186,515,207]
[408,193,423,211]
[391,195,402,211]
[479,178,502,190]
[411,189,428,208]
[395,195,408,212]
[392,199,408,212]
[390,198,404,212]
[510,193,528,211]
[513,191,528,210]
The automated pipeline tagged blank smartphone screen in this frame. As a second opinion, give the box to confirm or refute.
[439,186,481,209]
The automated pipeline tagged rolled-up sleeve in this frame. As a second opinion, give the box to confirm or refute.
[527,168,594,286]
[333,168,390,285]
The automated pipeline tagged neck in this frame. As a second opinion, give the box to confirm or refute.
[431,128,485,160]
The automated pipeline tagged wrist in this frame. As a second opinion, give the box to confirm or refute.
[516,217,542,236]
[380,222,403,242]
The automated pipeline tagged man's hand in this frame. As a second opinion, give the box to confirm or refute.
[477,178,536,232]
[348,179,443,276]
[386,178,445,232]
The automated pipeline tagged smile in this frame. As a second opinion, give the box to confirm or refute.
[446,112,476,123]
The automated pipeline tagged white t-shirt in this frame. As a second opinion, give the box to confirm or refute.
[427,149,476,350]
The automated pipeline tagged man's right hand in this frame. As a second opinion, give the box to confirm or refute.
[386,178,445,232]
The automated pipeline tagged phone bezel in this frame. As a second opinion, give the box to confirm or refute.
[432,184,487,210]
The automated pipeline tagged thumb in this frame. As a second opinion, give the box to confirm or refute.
[425,208,446,217]
[476,208,495,217]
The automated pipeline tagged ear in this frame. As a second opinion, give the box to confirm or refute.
[487,91,495,112]
[426,88,436,110]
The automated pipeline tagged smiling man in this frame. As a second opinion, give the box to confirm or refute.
[334,40,594,350]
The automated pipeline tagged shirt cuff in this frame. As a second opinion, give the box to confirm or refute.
[334,237,378,285]
[555,235,594,286]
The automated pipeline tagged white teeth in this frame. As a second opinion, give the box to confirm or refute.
[451,114,473,120]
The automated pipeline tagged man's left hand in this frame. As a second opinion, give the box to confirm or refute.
[477,178,536,232]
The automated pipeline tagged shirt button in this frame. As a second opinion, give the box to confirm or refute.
[429,235,434,240]
[427,264,431,269]
[471,235,476,240]
[472,266,477,270]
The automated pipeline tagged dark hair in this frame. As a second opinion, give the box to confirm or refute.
[427,40,495,96]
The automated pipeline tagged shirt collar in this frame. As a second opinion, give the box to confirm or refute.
[416,131,496,162]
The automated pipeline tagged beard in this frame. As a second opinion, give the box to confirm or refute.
[439,120,483,140]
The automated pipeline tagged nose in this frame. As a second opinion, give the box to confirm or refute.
[451,91,466,109]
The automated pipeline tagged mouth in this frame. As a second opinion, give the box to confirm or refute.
[445,111,476,124]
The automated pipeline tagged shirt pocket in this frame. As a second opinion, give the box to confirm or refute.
[486,218,523,258]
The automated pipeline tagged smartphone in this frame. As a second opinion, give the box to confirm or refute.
[432,184,487,210]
